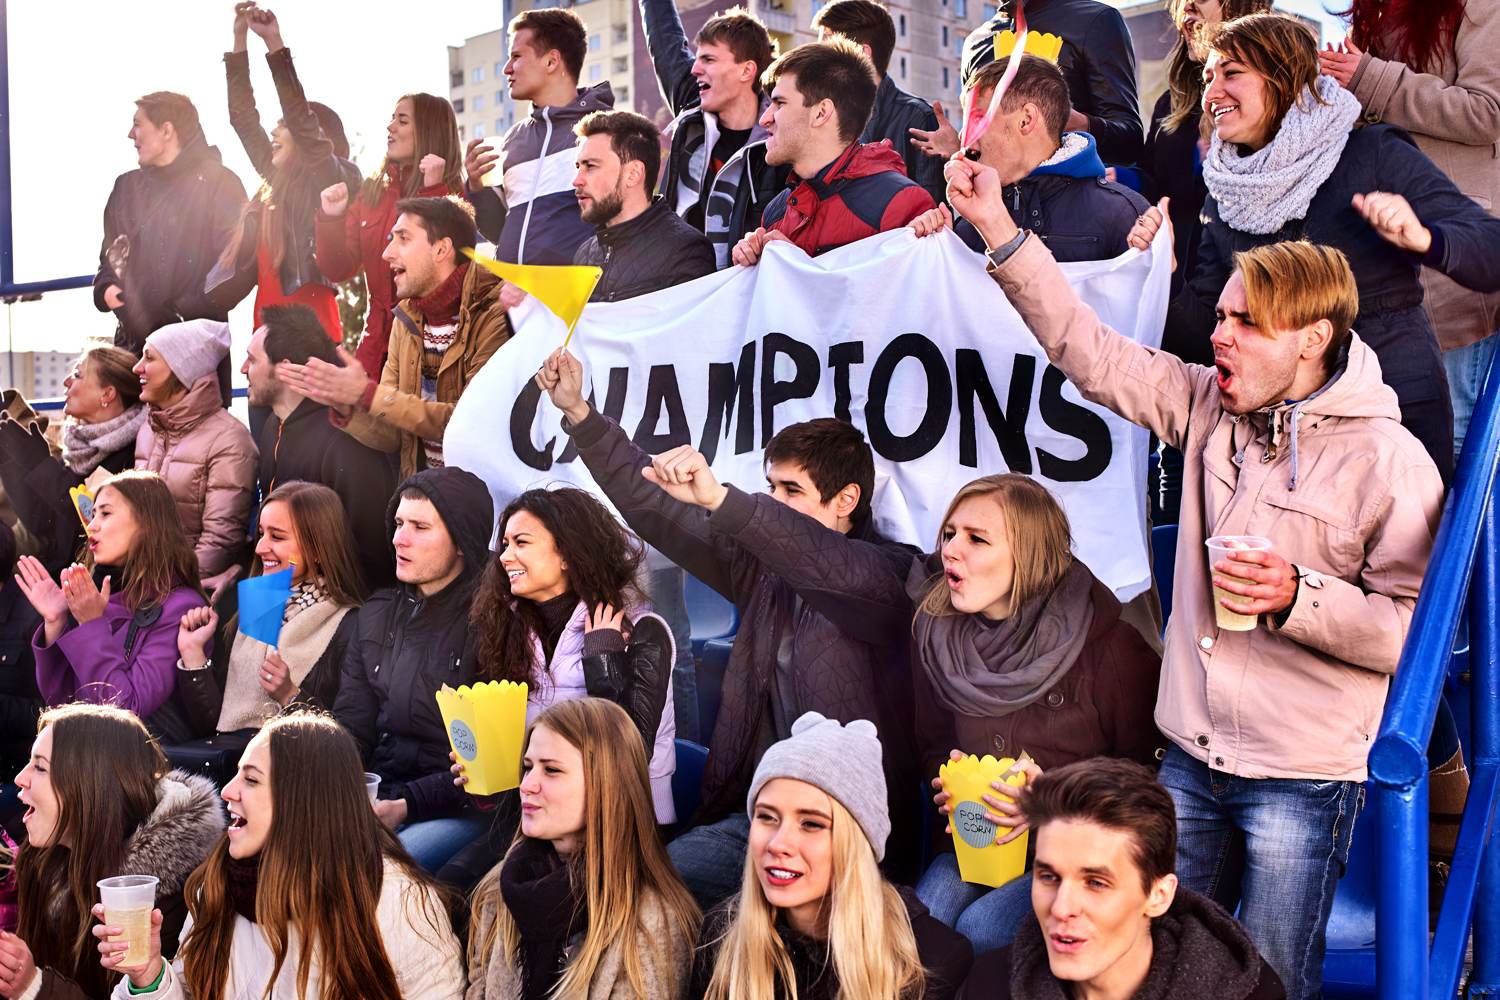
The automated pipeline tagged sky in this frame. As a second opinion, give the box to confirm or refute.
[2,0,1347,364]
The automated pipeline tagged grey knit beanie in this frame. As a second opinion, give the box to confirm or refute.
[747,712,891,861]
[144,319,231,387]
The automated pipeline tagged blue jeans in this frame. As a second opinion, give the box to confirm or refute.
[668,812,750,910]
[1444,333,1500,461]
[916,853,1033,955]
[397,813,490,873]
[1159,746,1363,1000]
[643,565,699,743]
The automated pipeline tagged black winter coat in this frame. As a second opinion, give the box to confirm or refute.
[566,411,923,876]
[1164,124,1500,482]
[955,163,1147,262]
[257,399,399,590]
[581,613,674,754]
[690,888,974,1000]
[0,580,42,784]
[93,135,248,353]
[864,75,945,206]
[573,197,716,302]
[962,0,1144,166]
[1136,90,1208,296]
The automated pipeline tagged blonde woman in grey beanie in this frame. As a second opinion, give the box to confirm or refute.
[690,712,973,1000]
[133,319,258,598]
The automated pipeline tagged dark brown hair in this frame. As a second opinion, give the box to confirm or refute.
[89,470,203,609]
[1343,0,1466,75]
[697,7,777,95]
[181,712,448,1000]
[80,346,144,411]
[764,417,875,527]
[763,39,880,144]
[263,304,340,366]
[510,7,590,81]
[256,481,367,605]
[16,704,168,996]
[471,488,643,686]
[812,0,898,78]
[1161,0,1272,134]
[394,195,480,255]
[1024,758,1177,892]
[1206,13,1325,144]
[576,110,663,197]
[971,55,1071,145]
[360,94,463,205]
[135,91,205,147]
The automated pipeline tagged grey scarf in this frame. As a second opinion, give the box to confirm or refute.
[1202,76,1361,235]
[912,558,1095,717]
[60,405,146,475]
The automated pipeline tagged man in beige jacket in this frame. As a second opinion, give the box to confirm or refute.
[940,155,1443,1000]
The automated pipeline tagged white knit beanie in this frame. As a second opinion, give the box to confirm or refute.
[747,712,891,861]
[144,319,231,386]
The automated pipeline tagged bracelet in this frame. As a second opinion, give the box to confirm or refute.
[985,230,1028,268]
[177,656,212,672]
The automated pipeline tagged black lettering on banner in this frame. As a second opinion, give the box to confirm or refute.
[633,365,692,453]
[557,368,631,464]
[956,349,1035,473]
[864,333,951,461]
[509,380,554,471]
[759,332,820,447]
[1037,364,1112,481]
[699,341,757,463]
[827,341,865,424]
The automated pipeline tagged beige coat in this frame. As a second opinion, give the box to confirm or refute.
[991,235,1444,781]
[135,376,258,596]
[340,262,513,479]
[1350,0,1500,349]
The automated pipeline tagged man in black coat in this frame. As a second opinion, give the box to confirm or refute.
[571,110,716,302]
[333,466,494,873]
[243,305,398,590]
[962,0,1143,167]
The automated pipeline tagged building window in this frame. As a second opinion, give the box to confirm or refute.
[943,67,950,89]
[900,55,907,79]
[899,13,906,36]
[453,97,465,113]
[495,90,504,104]
[589,33,601,51]
[613,56,628,75]
[589,63,603,82]
[495,61,504,76]
[618,85,630,104]
[613,24,628,44]
[983,3,997,18]
[471,66,484,84]
[458,124,466,141]
[496,118,507,133]
[955,0,967,15]
[473,124,485,140]
[943,26,949,47]
[473,93,485,111]
[451,70,465,88]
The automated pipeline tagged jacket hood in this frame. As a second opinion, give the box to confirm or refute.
[386,466,495,583]
[123,770,226,898]
[531,82,616,124]
[147,374,224,435]
[1031,132,1105,180]
[816,140,910,185]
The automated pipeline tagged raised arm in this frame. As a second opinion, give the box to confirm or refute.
[1079,7,1145,165]
[224,29,273,179]
[638,0,703,116]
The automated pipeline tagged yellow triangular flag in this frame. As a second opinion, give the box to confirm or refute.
[464,249,601,345]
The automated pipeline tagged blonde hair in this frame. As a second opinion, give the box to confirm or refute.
[1234,241,1359,353]
[704,794,925,1000]
[469,698,699,997]
[918,474,1073,620]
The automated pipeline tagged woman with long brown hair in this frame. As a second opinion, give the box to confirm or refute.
[174,481,365,739]
[0,704,222,999]
[16,471,206,736]
[466,697,698,999]
[314,92,462,379]
[96,711,463,999]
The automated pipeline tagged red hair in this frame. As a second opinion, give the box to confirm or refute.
[1343,0,1466,75]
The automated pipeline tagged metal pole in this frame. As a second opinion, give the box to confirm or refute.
[1472,487,1500,994]
[1376,763,1429,999]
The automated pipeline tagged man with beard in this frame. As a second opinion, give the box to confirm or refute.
[572,111,716,302]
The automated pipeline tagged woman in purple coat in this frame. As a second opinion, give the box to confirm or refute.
[15,470,205,736]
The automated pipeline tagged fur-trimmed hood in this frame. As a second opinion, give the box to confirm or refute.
[123,770,225,897]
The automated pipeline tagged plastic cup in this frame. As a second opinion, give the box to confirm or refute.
[479,137,505,189]
[364,772,380,804]
[97,875,158,968]
[1205,535,1273,631]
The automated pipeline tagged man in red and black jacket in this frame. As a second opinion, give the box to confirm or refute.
[732,39,935,265]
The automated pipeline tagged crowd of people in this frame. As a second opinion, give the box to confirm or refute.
[0,0,1493,996]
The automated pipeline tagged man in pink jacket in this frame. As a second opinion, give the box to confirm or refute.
[940,155,1443,999]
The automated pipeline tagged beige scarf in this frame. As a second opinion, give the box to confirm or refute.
[218,587,351,732]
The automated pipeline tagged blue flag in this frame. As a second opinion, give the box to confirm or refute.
[237,567,293,647]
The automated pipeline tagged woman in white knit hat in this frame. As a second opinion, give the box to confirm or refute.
[133,318,258,598]
[691,712,974,1000]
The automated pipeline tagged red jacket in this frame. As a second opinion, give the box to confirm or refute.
[314,162,454,379]
[761,140,935,256]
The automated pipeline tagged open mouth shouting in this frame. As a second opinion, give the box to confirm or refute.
[1214,356,1236,393]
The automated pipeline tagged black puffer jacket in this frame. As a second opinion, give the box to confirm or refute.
[962,0,1144,167]
[864,75,945,206]
[573,197,716,303]
[333,467,495,824]
[581,613,674,753]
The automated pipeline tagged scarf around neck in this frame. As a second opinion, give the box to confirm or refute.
[912,558,1096,718]
[413,261,469,326]
[219,581,350,732]
[499,838,588,1000]
[226,853,262,923]
[1202,75,1361,235]
[61,406,147,475]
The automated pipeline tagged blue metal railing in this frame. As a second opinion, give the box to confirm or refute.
[1369,351,1500,998]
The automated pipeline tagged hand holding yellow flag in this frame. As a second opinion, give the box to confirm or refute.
[464,249,602,348]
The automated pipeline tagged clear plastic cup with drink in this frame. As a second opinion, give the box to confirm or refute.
[364,772,381,804]
[479,137,505,189]
[97,875,158,968]
[1205,535,1273,631]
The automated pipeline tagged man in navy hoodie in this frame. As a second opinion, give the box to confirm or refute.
[462,7,613,265]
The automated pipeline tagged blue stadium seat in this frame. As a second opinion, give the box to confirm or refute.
[672,738,710,823]
[685,572,738,658]
[1321,782,1378,997]
[1151,523,1178,626]
[697,638,733,740]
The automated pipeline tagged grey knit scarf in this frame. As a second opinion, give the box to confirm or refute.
[1202,76,1361,235]
[60,405,146,475]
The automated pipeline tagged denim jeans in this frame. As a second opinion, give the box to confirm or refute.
[668,812,751,910]
[642,564,700,743]
[1444,334,1500,462]
[1159,746,1363,1000]
[916,853,1034,955]
[398,813,491,873]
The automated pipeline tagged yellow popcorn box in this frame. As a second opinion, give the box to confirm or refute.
[940,753,1030,888]
[436,681,529,795]
[994,29,1065,64]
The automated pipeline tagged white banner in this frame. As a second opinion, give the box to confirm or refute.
[446,228,1171,599]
